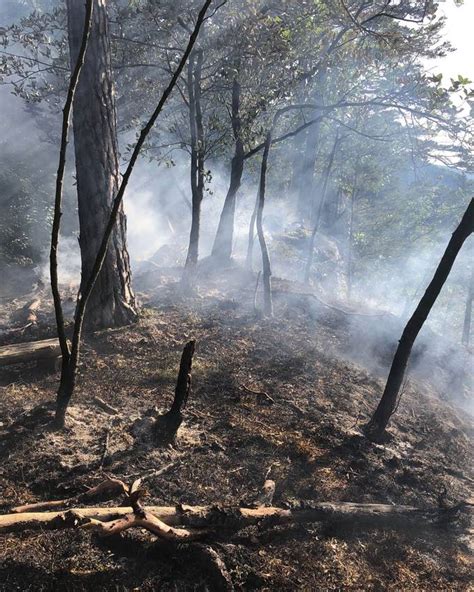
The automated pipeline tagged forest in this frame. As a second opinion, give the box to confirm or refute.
[0,0,473,590]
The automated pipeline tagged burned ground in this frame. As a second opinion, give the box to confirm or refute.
[0,267,472,591]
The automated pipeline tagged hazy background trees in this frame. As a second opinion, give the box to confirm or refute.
[0,0,473,341]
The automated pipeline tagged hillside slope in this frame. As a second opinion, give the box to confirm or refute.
[0,269,472,591]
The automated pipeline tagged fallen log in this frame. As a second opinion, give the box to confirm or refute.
[1,501,467,535]
[0,338,65,369]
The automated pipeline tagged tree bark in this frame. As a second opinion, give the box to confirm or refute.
[364,198,474,441]
[211,77,244,261]
[184,49,205,274]
[67,0,137,330]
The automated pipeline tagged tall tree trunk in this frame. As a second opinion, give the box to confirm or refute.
[256,132,273,317]
[211,77,244,261]
[67,0,137,330]
[303,130,340,284]
[184,49,204,276]
[364,198,474,442]
[462,266,473,345]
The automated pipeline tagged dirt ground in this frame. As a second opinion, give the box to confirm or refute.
[0,266,472,591]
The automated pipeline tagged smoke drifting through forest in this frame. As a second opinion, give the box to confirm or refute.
[0,1,472,407]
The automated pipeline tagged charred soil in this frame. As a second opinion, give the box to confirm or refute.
[0,268,472,591]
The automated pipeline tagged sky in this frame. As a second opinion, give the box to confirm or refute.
[434,0,474,82]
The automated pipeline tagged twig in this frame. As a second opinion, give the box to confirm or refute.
[93,396,118,415]
[240,384,275,404]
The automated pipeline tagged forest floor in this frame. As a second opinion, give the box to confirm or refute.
[0,264,472,591]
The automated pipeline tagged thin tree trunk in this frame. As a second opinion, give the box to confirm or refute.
[256,132,273,317]
[67,0,137,330]
[54,0,213,427]
[50,0,93,366]
[303,130,340,284]
[246,192,258,270]
[364,198,474,441]
[212,77,244,261]
[184,49,204,274]
[462,266,473,345]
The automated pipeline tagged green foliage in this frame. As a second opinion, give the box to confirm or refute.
[0,153,53,266]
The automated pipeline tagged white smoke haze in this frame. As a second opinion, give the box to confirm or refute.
[0,0,471,424]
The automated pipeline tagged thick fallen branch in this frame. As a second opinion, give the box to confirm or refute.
[2,501,468,535]
[82,511,202,541]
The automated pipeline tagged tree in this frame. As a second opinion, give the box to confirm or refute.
[52,0,214,427]
[211,75,244,261]
[183,48,205,275]
[66,0,137,330]
[364,198,474,442]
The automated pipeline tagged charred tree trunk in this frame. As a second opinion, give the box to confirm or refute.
[462,266,473,346]
[304,130,340,284]
[212,77,244,261]
[67,0,137,330]
[184,49,204,277]
[364,198,474,441]
[154,340,196,444]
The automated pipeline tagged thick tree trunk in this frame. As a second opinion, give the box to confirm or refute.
[184,49,204,274]
[212,77,244,261]
[67,0,137,330]
[364,199,474,441]
[462,266,473,345]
